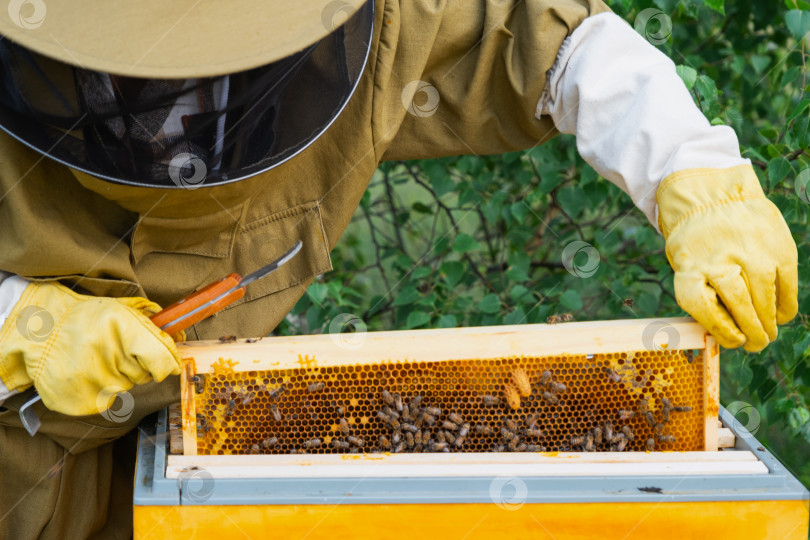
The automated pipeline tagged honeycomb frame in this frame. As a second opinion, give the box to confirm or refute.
[178,317,719,456]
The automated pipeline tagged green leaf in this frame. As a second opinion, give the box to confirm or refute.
[559,290,583,311]
[436,314,458,328]
[426,162,454,197]
[478,293,502,314]
[406,311,431,329]
[786,9,810,40]
[510,201,530,222]
[767,157,792,187]
[306,283,329,305]
[393,286,421,306]
[509,284,532,302]
[557,186,586,219]
[452,233,480,253]
[440,261,465,287]
[750,54,770,75]
[676,65,698,90]
[786,98,810,125]
[411,201,433,214]
[701,0,724,14]
[504,308,526,325]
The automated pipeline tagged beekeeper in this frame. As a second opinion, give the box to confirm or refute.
[0,0,796,537]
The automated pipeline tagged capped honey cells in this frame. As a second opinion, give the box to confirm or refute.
[191,348,704,455]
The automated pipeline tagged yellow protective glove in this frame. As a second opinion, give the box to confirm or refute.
[656,164,798,352]
[0,280,182,416]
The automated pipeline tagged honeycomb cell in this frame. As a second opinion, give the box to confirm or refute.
[192,349,704,455]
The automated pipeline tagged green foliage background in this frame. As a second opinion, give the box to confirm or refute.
[279,1,810,486]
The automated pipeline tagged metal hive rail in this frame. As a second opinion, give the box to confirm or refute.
[178,318,719,456]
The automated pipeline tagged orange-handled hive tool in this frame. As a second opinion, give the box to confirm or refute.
[19,241,303,437]
[150,240,303,336]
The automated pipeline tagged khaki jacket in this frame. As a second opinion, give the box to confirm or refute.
[0,0,608,341]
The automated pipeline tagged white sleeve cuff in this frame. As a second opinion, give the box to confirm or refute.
[537,12,748,229]
[0,273,30,403]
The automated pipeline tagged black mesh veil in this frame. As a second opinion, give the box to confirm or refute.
[0,1,373,188]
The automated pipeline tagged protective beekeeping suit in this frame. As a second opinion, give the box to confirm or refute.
[0,0,796,537]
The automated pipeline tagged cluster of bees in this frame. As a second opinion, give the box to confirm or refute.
[194,356,697,455]
[567,396,692,452]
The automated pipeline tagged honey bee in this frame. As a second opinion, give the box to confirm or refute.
[622,298,634,308]
[481,395,501,406]
[611,433,626,445]
[196,414,212,435]
[338,418,350,435]
[448,413,464,425]
[549,381,566,394]
[225,399,237,417]
[605,422,614,441]
[593,426,603,445]
[526,444,545,452]
[618,409,636,421]
[512,368,532,397]
[616,438,628,452]
[638,398,649,414]
[645,411,656,428]
[504,384,521,410]
[218,335,237,343]
[571,435,585,447]
[414,431,423,445]
[584,434,595,452]
[332,439,350,450]
[307,381,325,393]
[507,438,520,451]
[444,431,456,444]
[684,349,694,363]
[657,434,677,443]
[474,424,493,436]
[646,438,656,451]
[500,427,516,441]
[542,391,558,405]
[269,404,283,422]
[381,389,394,405]
[302,438,322,449]
[347,436,364,448]
[267,385,286,400]
[261,436,278,449]
[245,337,263,343]
[504,418,519,432]
[673,405,692,413]
[379,435,391,449]
[458,423,470,438]
[190,374,206,394]
[455,435,466,448]
[546,313,574,324]
[540,370,552,386]
[405,432,415,448]
[410,395,423,409]
[383,406,399,419]
[420,412,436,426]
[393,393,404,412]
[425,406,442,417]
[662,407,671,423]
[442,420,459,431]
[391,431,402,445]
[394,442,406,453]
[603,368,621,384]
[239,390,256,406]
[402,404,411,421]
[402,423,419,433]
[249,444,261,454]
[621,426,635,440]
[661,397,672,408]
[433,442,448,451]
